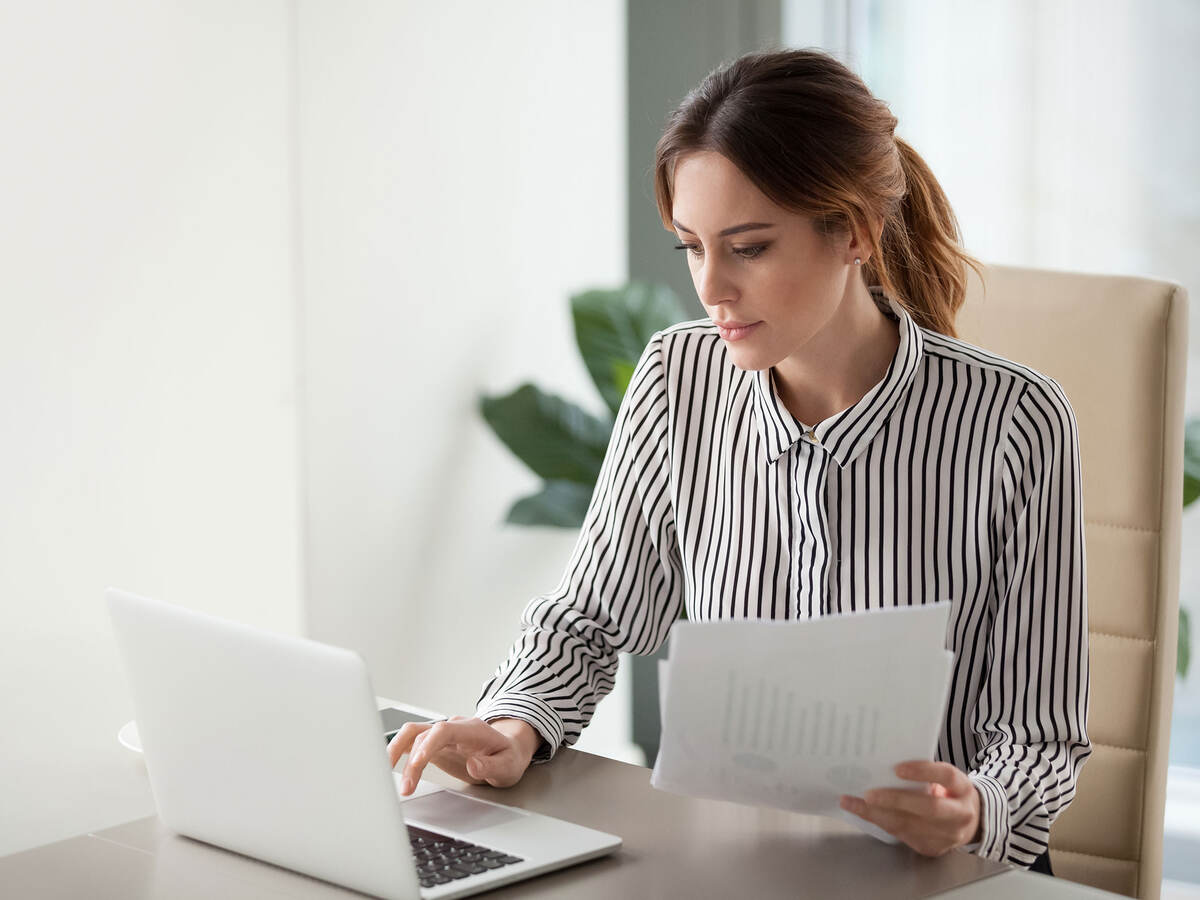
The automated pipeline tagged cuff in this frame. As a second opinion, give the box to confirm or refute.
[967,771,1010,862]
[475,691,564,764]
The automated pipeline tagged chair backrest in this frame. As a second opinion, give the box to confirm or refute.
[956,263,1189,898]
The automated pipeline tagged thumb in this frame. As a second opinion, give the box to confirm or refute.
[466,755,488,780]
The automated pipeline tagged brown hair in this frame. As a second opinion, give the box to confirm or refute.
[653,48,982,337]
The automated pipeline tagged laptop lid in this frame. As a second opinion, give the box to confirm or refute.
[106,587,421,900]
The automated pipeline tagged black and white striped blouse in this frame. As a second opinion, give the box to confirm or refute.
[476,287,1091,867]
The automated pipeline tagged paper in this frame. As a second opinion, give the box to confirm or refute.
[650,603,955,843]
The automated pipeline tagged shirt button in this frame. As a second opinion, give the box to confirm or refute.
[808,431,821,444]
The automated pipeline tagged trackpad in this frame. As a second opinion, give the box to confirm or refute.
[401,790,526,834]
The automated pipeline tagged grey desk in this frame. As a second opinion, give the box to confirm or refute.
[0,743,1121,899]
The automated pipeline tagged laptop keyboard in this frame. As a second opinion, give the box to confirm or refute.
[407,825,524,889]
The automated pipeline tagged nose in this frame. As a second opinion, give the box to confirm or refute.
[694,255,738,309]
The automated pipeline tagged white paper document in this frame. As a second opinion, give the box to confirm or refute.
[650,603,955,843]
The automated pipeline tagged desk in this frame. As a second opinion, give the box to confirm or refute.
[0,712,1121,898]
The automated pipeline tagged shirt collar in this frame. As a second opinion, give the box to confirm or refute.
[751,287,924,468]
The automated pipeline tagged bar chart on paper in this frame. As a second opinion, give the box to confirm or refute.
[722,675,884,792]
[651,604,955,832]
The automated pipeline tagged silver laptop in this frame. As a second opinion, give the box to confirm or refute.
[105,588,621,899]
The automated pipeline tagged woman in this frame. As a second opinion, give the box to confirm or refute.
[389,48,1089,875]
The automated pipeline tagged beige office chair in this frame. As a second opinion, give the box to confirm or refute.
[956,263,1189,898]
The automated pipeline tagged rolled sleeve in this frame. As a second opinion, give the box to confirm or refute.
[476,692,564,764]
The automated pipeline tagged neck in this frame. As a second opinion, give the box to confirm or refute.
[772,281,900,428]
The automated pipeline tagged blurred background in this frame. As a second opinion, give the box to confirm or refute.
[1,0,1197,891]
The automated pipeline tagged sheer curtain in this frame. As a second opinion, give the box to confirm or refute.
[784,0,1200,883]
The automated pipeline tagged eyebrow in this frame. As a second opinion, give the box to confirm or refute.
[672,220,776,237]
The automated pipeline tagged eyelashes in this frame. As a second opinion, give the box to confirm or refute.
[673,243,769,261]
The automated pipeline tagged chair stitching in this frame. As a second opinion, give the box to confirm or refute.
[1085,519,1158,535]
[1048,845,1136,863]
[1090,740,1146,754]
[1089,631,1153,644]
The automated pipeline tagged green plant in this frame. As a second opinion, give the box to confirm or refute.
[1179,417,1200,678]
[479,282,689,528]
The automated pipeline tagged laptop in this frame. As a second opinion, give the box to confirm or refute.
[105,588,621,899]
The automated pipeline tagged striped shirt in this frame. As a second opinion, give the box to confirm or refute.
[476,287,1091,867]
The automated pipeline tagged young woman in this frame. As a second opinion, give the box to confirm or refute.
[389,48,1090,876]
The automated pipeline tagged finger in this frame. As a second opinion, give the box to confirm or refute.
[840,795,919,842]
[387,721,434,768]
[400,728,446,792]
[400,720,496,793]
[840,796,952,857]
[862,788,970,838]
[862,787,944,820]
[465,751,523,789]
[466,754,507,786]
[894,761,972,796]
[397,728,442,787]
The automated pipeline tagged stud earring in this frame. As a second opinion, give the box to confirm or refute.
[854,258,862,266]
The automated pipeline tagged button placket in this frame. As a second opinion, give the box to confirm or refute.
[790,445,832,621]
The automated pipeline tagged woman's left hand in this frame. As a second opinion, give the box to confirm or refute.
[839,760,982,857]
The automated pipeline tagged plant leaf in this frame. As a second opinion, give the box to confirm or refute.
[506,480,594,528]
[1181,607,1191,679]
[572,283,689,415]
[1185,417,1200,507]
[612,360,637,398]
[479,384,611,485]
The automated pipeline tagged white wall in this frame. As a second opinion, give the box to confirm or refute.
[1,1,636,859]
[0,2,301,855]
[294,0,636,760]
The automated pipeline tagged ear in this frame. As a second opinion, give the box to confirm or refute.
[846,215,883,265]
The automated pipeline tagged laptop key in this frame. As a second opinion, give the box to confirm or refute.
[406,825,519,879]
[431,874,453,885]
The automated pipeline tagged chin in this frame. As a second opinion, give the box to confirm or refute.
[722,343,777,372]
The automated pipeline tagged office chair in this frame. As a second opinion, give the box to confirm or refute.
[957,263,1189,898]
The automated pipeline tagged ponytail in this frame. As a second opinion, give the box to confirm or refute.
[865,138,983,337]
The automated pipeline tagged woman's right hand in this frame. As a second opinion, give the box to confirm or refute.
[387,716,542,795]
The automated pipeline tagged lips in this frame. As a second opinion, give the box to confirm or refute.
[714,320,761,342]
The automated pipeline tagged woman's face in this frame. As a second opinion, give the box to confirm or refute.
[670,150,859,371]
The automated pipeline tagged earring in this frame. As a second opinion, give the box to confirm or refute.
[854,258,862,266]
